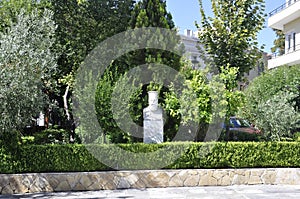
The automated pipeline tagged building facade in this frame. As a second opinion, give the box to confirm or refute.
[268,0,300,69]
[180,29,205,70]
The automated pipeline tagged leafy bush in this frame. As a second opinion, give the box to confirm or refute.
[1,142,299,173]
[241,65,300,141]
[33,128,70,144]
[21,136,35,145]
[293,132,300,142]
[0,131,22,173]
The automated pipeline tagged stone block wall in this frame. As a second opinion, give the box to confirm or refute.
[0,168,300,195]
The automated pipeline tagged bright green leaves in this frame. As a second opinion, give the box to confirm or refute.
[271,29,285,56]
[197,0,266,80]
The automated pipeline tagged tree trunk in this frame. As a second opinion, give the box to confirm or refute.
[63,85,75,143]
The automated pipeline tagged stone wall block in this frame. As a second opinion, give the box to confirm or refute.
[1,185,13,195]
[275,169,300,185]
[212,170,228,180]
[21,175,34,188]
[87,181,102,191]
[178,170,189,183]
[183,174,200,187]
[198,174,217,186]
[169,174,183,187]
[30,175,52,193]
[126,174,139,187]
[219,174,232,186]
[131,173,148,189]
[261,169,276,184]
[0,175,9,188]
[79,175,93,189]
[55,180,71,192]
[145,172,170,188]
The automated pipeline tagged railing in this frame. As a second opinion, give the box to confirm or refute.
[269,0,300,17]
[270,44,300,59]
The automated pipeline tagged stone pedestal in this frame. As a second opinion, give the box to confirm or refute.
[143,91,163,143]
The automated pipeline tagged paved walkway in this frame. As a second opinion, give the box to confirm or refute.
[1,185,300,199]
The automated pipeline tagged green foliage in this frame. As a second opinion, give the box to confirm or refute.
[95,0,183,143]
[0,8,58,133]
[293,132,300,142]
[50,0,134,88]
[197,0,266,79]
[0,0,49,32]
[271,29,285,56]
[0,131,22,173]
[33,128,70,144]
[163,65,245,141]
[255,92,300,141]
[34,0,135,134]
[17,145,106,173]
[1,142,300,173]
[241,65,300,141]
[20,136,35,145]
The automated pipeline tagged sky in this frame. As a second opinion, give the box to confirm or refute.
[166,0,284,54]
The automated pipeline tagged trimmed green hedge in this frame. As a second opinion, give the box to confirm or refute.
[1,142,300,173]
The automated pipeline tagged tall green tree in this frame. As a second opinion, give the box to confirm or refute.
[95,0,184,143]
[197,0,266,80]
[0,9,57,133]
[44,0,134,140]
[271,29,285,56]
[127,0,182,70]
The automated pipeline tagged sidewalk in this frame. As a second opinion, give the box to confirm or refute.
[1,185,300,199]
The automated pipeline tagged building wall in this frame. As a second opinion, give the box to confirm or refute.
[180,29,205,70]
[284,17,300,54]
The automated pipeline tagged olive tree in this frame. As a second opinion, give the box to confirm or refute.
[241,65,300,140]
[0,9,58,134]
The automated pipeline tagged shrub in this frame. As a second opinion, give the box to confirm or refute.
[293,132,300,142]
[21,136,35,145]
[33,128,69,144]
[241,65,300,141]
[1,142,299,173]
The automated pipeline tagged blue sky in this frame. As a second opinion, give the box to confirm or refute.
[166,0,284,54]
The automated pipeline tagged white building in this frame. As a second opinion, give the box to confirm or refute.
[180,29,205,69]
[268,0,300,69]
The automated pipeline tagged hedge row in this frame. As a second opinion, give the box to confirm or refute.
[1,142,300,173]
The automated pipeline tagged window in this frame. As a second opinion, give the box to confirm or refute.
[293,32,296,51]
[288,34,291,50]
[288,32,297,52]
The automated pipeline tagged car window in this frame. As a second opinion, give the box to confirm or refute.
[230,118,251,128]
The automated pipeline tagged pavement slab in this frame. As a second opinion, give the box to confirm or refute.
[1,185,300,199]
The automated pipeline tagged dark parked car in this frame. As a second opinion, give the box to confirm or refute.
[228,117,261,134]
[222,117,261,141]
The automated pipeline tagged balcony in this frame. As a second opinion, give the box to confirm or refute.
[268,44,300,69]
[269,0,300,30]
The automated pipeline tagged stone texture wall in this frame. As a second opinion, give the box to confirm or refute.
[1,168,300,195]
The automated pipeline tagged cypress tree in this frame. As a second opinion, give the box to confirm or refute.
[95,0,184,143]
